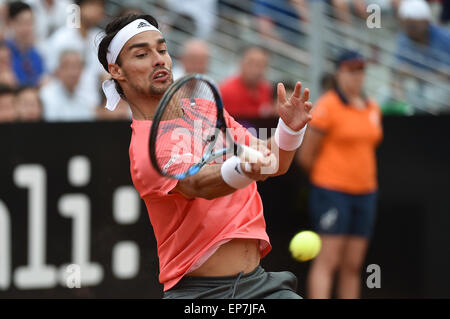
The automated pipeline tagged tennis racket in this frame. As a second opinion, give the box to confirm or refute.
[149,73,264,180]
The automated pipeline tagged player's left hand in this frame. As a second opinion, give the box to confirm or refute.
[277,81,313,131]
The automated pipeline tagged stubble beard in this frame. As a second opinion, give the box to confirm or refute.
[124,69,174,99]
[149,74,173,97]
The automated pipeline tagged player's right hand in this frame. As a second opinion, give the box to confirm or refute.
[239,143,278,181]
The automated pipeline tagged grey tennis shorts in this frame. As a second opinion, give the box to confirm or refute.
[162,265,302,299]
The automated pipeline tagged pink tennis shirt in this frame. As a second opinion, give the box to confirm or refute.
[129,102,271,291]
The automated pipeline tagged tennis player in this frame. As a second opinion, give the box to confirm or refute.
[97,14,312,299]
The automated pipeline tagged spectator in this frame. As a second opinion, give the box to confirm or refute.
[43,0,105,75]
[396,0,450,71]
[327,0,368,24]
[0,41,18,87]
[220,45,274,119]
[15,85,42,121]
[172,38,210,80]
[297,50,383,299]
[320,72,336,94]
[40,50,97,121]
[252,0,308,46]
[392,0,450,113]
[25,0,73,52]
[0,84,17,122]
[6,1,46,87]
[43,0,105,112]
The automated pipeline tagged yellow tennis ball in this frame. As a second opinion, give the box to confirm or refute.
[289,231,322,262]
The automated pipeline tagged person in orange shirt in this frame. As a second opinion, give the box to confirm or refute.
[297,50,383,299]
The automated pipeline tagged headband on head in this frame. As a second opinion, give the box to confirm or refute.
[102,19,161,111]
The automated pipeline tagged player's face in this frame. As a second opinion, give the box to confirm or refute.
[117,31,173,98]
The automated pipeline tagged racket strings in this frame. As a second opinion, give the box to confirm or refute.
[154,79,226,177]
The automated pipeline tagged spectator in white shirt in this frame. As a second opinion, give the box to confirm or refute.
[43,0,105,116]
[41,50,97,121]
[25,0,73,54]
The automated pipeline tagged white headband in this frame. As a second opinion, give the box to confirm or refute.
[102,19,161,111]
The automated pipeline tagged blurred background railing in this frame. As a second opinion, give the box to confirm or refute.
[106,0,450,115]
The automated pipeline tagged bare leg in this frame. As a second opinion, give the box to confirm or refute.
[337,236,369,299]
[307,235,345,299]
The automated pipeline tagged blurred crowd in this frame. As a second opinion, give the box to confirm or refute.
[0,0,130,123]
[0,0,449,123]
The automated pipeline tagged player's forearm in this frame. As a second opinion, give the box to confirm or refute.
[173,164,236,200]
[264,119,308,176]
[267,136,296,176]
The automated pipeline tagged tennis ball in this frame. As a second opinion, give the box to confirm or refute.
[289,231,321,262]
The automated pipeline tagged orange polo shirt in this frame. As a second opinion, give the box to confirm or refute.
[309,89,383,194]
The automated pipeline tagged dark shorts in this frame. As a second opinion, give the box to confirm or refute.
[162,266,302,299]
[308,184,378,238]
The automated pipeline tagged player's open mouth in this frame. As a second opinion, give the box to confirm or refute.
[152,70,169,82]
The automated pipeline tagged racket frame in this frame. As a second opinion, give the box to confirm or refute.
[150,74,235,179]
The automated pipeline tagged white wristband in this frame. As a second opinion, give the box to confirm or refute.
[221,156,253,189]
[274,118,307,151]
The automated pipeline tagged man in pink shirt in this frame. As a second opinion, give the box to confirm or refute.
[97,14,312,299]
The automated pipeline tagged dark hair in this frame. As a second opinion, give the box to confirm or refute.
[320,73,336,92]
[334,49,365,69]
[97,14,159,97]
[237,43,270,59]
[0,84,15,96]
[15,85,36,95]
[75,0,105,7]
[8,1,32,20]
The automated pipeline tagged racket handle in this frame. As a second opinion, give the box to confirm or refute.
[238,144,264,164]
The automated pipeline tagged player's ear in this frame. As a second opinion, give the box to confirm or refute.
[108,64,125,81]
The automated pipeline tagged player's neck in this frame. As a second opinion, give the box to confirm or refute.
[127,95,160,121]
